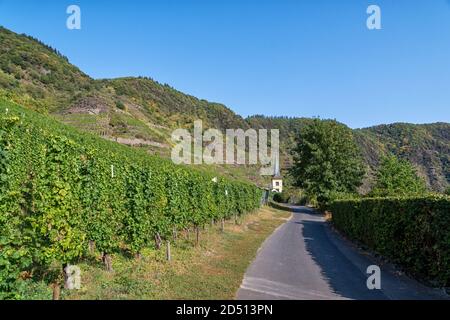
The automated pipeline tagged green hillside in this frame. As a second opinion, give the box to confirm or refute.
[0,26,247,133]
[0,26,448,191]
[246,116,450,192]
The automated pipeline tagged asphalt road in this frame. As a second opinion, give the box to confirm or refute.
[236,206,448,300]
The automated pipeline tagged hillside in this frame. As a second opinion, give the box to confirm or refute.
[355,123,450,192]
[247,116,450,192]
[0,26,248,145]
[0,26,449,191]
[0,26,264,184]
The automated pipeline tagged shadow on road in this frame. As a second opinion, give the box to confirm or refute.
[293,207,387,300]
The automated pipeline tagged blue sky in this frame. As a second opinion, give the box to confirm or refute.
[0,0,449,128]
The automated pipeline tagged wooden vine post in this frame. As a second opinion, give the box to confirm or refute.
[166,241,171,262]
[186,228,190,240]
[173,227,178,240]
[155,232,162,250]
[195,226,200,247]
[88,240,95,254]
[52,283,61,300]
[102,253,114,272]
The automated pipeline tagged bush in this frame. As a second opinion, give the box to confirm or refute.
[0,100,261,298]
[272,192,289,203]
[272,189,315,206]
[115,100,126,110]
[370,155,428,197]
[330,196,450,286]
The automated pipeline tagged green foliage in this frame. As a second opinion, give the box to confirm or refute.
[330,196,450,287]
[0,99,261,299]
[115,100,126,110]
[290,119,365,206]
[272,192,290,204]
[0,27,94,112]
[445,186,450,196]
[12,279,53,300]
[247,116,450,193]
[370,155,428,197]
[355,123,450,192]
[106,77,250,130]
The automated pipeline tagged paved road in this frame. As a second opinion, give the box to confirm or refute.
[237,206,448,300]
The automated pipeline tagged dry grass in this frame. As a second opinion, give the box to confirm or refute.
[64,206,290,300]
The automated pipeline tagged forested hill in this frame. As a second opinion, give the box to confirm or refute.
[355,122,450,192]
[0,26,448,191]
[247,115,450,192]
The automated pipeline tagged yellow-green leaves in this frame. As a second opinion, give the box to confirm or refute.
[0,100,261,298]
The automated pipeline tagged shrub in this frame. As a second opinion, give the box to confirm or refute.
[272,192,289,203]
[115,100,126,110]
[330,196,450,286]
[370,155,428,197]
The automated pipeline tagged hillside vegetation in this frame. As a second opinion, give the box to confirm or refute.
[247,116,450,192]
[355,123,450,192]
[0,26,247,135]
[0,26,449,191]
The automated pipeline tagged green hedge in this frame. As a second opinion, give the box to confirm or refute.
[0,100,261,298]
[330,196,450,287]
[272,192,289,204]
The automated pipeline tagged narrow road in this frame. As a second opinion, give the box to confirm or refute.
[237,206,447,300]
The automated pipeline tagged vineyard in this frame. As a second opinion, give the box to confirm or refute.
[0,99,262,299]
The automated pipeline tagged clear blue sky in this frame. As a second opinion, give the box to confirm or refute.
[0,0,449,128]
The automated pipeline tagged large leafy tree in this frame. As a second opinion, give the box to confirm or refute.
[370,155,428,197]
[290,119,365,205]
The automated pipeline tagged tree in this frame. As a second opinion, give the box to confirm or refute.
[290,119,365,206]
[370,155,428,197]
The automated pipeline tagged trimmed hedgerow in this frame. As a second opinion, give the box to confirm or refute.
[0,100,261,298]
[330,196,450,287]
